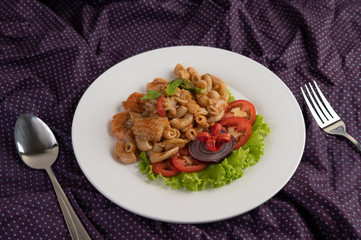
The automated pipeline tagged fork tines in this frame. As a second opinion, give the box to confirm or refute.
[300,81,340,128]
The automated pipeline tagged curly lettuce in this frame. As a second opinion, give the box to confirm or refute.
[225,88,236,103]
[138,115,270,191]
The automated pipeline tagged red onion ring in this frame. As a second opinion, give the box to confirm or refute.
[189,131,235,164]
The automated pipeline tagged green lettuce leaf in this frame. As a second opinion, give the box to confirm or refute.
[138,152,158,180]
[138,114,270,191]
[225,88,236,103]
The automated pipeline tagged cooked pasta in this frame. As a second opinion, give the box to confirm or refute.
[174,63,190,79]
[187,67,201,82]
[185,99,200,114]
[185,128,198,141]
[163,126,180,139]
[195,94,210,107]
[170,113,194,130]
[207,90,221,100]
[202,74,213,92]
[167,105,187,119]
[194,114,208,127]
[110,64,229,164]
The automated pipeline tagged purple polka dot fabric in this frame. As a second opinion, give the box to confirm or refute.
[1,0,361,239]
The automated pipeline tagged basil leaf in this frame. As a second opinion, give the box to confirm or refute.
[166,79,183,96]
[140,89,162,100]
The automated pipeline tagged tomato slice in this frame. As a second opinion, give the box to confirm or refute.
[151,159,180,177]
[220,117,252,149]
[156,94,165,117]
[172,147,207,173]
[224,100,256,125]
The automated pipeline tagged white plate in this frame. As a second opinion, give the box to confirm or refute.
[72,46,305,224]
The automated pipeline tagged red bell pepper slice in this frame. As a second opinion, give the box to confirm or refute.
[156,94,165,117]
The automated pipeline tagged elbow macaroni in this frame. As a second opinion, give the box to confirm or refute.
[110,64,229,164]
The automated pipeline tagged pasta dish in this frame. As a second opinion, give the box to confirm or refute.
[109,64,269,190]
[111,64,229,164]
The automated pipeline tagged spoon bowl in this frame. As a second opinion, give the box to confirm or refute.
[14,114,91,240]
[15,114,59,169]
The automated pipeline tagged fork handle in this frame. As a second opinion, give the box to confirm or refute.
[342,132,361,153]
[324,121,361,153]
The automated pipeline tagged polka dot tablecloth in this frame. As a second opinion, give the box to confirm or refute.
[1,0,360,239]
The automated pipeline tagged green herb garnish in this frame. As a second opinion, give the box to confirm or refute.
[165,79,183,96]
[140,89,163,100]
[141,78,205,100]
[177,78,205,93]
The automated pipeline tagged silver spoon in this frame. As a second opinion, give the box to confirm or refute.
[14,113,91,240]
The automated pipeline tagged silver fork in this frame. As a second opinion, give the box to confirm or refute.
[301,81,361,152]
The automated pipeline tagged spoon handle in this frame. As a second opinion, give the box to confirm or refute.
[46,168,92,240]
